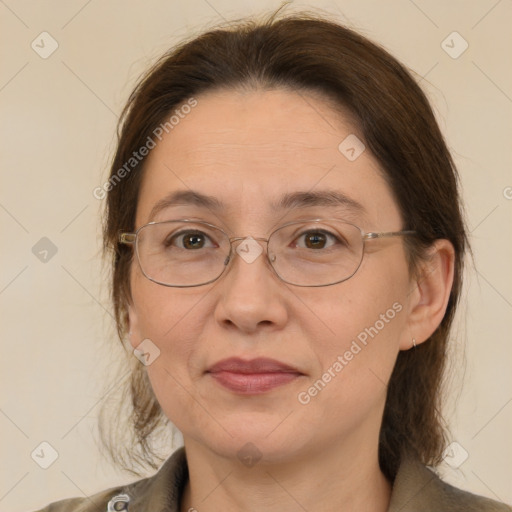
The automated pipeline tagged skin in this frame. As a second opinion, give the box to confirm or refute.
[128,88,455,512]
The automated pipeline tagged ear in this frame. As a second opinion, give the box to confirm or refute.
[399,239,455,351]
[127,303,142,350]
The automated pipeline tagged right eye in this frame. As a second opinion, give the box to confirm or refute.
[293,229,342,250]
[165,230,216,250]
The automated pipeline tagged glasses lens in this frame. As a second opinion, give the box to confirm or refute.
[268,220,363,286]
[136,221,230,286]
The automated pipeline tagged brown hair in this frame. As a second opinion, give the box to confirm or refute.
[100,10,469,479]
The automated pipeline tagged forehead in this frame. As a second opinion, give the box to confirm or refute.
[135,88,401,230]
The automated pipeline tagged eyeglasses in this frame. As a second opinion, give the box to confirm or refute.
[119,219,416,288]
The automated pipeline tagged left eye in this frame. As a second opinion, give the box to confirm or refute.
[294,231,339,249]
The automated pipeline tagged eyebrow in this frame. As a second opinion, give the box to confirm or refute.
[148,189,367,222]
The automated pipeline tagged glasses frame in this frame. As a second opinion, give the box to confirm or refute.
[119,218,417,288]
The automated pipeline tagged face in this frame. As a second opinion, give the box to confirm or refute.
[128,88,415,465]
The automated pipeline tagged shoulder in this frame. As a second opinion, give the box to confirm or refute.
[389,456,512,512]
[31,448,188,512]
[31,489,124,512]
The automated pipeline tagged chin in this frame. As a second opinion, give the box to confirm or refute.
[210,437,303,466]
[187,411,313,465]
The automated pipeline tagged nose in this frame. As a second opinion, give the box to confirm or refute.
[213,237,288,334]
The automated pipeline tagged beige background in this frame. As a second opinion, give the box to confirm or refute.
[1,0,511,510]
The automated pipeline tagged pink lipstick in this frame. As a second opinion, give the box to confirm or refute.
[207,357,303,394]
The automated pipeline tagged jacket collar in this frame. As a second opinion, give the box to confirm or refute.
[113,447,494,512]
[388,455,443,511]
[118,448,188,511]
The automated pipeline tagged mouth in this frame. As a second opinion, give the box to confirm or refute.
[206,357,304,395]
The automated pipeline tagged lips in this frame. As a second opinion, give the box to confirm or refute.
[206,357,304,394]
[208,357,301,374]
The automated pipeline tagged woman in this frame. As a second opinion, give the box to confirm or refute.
[35,10,511,512]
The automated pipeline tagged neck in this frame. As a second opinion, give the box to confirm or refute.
[180,435,391,512]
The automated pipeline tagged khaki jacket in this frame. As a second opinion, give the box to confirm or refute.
[33,448,511,511]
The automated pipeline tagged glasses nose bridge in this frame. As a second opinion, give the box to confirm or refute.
[228,235,270,246]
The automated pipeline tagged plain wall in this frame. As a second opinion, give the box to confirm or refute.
[1,0,511,510]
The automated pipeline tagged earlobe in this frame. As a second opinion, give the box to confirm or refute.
[399,239,455,351]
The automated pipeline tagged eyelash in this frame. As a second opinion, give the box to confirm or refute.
[166,229,343,249]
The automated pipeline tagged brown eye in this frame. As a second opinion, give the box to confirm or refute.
[304,232,327,249]
[182,233,205,249]
[166,231,213,250]
[295,230,339,250]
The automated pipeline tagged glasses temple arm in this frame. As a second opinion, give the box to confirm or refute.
[363,230,417,240]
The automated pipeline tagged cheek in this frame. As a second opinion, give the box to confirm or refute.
[131,282,213,433]
[130,273,205,382]
[309,255,408,389]
[295,289,405,433]
[131,263,204,343]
